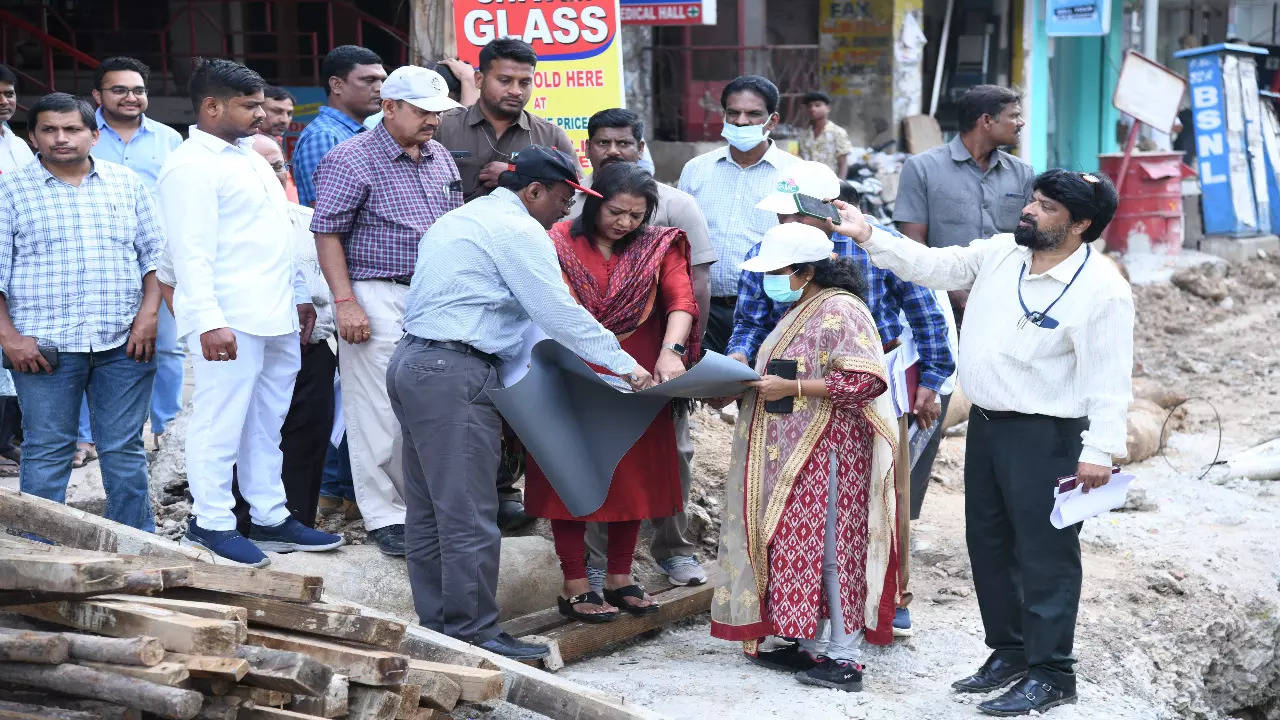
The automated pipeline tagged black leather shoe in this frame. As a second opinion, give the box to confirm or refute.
[367,524,406,557]
[747,643,819,673]
[477,631,549,660]
[952,654,1028,693]
[497,500,535,532]
[978,676,1077,716]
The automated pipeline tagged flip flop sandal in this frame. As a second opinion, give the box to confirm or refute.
[603,584,660,616]
[557,591,618,624]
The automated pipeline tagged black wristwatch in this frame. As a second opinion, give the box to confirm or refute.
[662,343,687,356]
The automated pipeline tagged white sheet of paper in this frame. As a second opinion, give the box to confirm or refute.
[1049,473,1136,529]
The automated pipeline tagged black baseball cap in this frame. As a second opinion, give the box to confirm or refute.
[506,145,602,198]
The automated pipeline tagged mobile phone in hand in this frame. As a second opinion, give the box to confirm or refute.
[764,358,798,414]
[794,193,842,224]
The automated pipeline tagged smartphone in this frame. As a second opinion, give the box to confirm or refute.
[2,343,59,372]
[764,359,798,414]
[794,193,842,224]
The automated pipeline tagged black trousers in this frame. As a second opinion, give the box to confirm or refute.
[909,392,951,520]
[965,408,1087,686]
[232,342,337,532]
[703,297,736,357]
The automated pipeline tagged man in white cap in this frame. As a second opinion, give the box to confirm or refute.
[310,65,463,556]
[727,159,954,646]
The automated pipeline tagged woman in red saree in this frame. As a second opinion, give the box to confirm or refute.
[710,222,898,692]
[524,161,699,623]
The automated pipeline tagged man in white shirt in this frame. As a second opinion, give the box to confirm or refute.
[836,169,1132,716]
[158,57,343,568]
[0,65,34,174]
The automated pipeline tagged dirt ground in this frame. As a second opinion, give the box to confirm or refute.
[507,250,1280,720]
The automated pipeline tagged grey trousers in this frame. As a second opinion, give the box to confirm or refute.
[387,339,503,643]
[585,406,697,568]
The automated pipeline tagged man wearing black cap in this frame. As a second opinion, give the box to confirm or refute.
[388,145,653,659]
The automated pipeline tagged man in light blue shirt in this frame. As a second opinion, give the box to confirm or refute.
[79,57,183,466]
[389,146,649,660]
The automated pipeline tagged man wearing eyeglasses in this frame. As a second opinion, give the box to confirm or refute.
[88,56,184,461]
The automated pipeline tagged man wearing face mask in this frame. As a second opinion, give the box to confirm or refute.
[726,160,953,661]
[678,75,798,357]
[837,170,1131,716]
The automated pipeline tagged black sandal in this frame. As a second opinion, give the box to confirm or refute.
[603,584,660,616]
[557,591,618,623]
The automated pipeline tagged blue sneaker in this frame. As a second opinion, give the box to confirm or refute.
[182,520,270,568]
[893,607,914,638]
[250,517,345,553]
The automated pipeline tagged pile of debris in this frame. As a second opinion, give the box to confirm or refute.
[0,487,664,720]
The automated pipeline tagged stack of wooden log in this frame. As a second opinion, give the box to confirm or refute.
[0,532,504,720]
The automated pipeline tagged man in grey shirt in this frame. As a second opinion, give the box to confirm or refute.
[389,145,653,660]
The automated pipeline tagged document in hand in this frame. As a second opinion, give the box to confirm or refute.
[489,339,760,517]
[1049,473,1136,529]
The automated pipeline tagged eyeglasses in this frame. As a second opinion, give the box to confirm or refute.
[106,86,147,98]
[269,161,291,174]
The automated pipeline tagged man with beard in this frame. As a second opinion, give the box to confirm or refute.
[572,107,715,588]
[310,66,463,556]
[159,58,344,566]
[435,37,575,202]
[836,169,1132,716]
[0,65,34,173]
[260,86,298,202]
[293,46,385,207]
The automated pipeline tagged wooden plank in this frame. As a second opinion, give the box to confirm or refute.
[0,541,197,593]
[0,554,126,594]
[0,662,203,720]
[287,673,347,718]
[346,685,399,720]
[62,633,166,666]
[0,487,200,559]
[500,605,572,640]
[188,565,322,604]
[404,660,502,703]
[408,670,459,712]
[234,644,333,696]
[393,683,421,719]
[11,599,243,655]
[245,629,406,687]
[522,634,563,672]
[77,660,190,686]
[0,689,138,720]
[542,583,714,663]
[0,699,98,720]
[165,652,250,681]
[165,590,404,649]
[239,708,326,720]
[100,595,248,623]
[406,710,450,720]
[0,628,69,663]
[222,685,291,707]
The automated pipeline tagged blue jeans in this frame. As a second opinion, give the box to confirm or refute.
[78,306,183,442]
[320,436,355,501]
[14,344,157,531]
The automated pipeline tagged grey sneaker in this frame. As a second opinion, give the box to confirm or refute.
[586,565,606,594]
[658,555,707,586]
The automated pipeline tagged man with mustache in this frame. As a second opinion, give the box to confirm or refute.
[310,66,463,557]
[0,92,162,529]
[159,58,344,566]
[837,169,1133,716]
[0,64,33,174]
[293,46,386,208]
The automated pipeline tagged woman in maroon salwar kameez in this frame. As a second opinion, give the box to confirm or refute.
[524,162,698,622]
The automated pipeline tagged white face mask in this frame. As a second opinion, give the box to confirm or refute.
[721,120,769,152]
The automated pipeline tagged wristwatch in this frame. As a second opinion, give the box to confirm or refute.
[661,342,687,356]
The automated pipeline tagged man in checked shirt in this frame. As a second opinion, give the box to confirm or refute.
[311,66,463,557]
[0,93,162,530]
[726,160,955,663]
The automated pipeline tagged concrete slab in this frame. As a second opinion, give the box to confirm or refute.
[1123,248,1227,286]
[1195,234,1280,263]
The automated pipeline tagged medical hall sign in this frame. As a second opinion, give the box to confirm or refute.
[454,0,626,171]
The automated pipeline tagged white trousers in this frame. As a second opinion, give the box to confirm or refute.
[798,452,863,662]
[338,280,407,531]
[186,330,300,531]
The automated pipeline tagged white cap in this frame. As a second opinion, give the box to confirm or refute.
[380,66,461,113]
[740,223,834,272]
[754,160,842,215]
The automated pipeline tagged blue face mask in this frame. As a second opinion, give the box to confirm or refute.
[721,121,769,152]
[763,272,805,304]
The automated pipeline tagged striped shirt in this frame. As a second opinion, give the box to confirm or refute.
[293,106,365,207]
[862,228,1133,466]
[0,157,161,351]
[309,122,462,280]
[402,187,636,375]
[677,141,800,297]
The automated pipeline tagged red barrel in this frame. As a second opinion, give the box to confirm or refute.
[1097,151,1196,254]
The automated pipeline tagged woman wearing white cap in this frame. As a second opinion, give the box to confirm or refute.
[710,222,899,692]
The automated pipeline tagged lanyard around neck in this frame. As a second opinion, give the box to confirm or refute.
[1016,244,1090,329]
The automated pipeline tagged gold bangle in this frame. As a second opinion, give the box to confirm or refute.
[796,378,803,399]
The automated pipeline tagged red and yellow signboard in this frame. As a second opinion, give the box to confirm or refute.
[454,0,626,171]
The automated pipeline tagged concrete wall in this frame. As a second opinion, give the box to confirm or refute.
[648,140,722,183]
